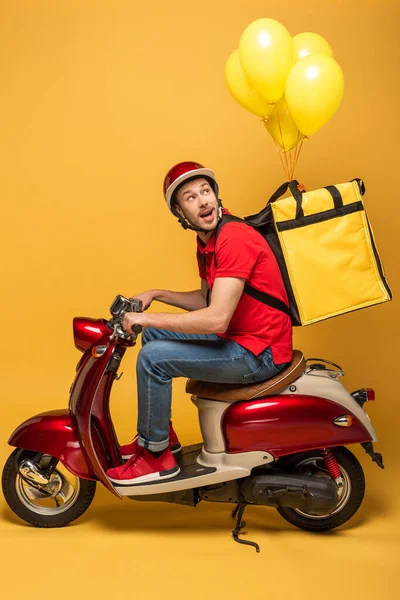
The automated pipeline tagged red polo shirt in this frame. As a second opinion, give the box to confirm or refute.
[197,216,293,364]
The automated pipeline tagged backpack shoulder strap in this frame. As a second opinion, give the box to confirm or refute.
[212,215,291,318]
[213,214,245,268]
[243,283,291,317]
[196,247,206,269]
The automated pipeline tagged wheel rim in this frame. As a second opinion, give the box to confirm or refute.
[15,455,81,516]
[292,456,352,519]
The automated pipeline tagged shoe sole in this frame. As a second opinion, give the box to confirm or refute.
[121,442,182,461]
[109,464,181,486]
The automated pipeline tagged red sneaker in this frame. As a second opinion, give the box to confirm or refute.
[120,422,181,460]
[107,447,180,485]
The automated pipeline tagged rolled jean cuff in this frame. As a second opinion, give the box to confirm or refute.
[137,435,169,453]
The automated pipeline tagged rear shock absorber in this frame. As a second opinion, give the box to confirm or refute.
[321,448,344,493]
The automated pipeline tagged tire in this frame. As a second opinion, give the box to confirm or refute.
[276,446,365,532]
[2,449,97,528]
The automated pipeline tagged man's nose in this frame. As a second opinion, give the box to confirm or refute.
[198,195,208,207]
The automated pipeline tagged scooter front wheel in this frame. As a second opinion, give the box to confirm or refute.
[276,446,365,532]
[2,449,96,528]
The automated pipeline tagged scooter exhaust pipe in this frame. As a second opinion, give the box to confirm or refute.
[19,459,50,486]
[240,473,339,514]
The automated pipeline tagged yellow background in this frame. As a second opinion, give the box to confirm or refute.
[0,1,399,598]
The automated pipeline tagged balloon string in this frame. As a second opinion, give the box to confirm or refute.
[288,148,299,182]
[276,111,285,151]
[289,148,294,180]
[290,134,298,180]
[294,129,301,178]
[292,147,297,178]
[263,117,289,180]
[265,116,305,181]
[293,136,305,177]
[286,150,293,181]
[273,138,289,179]
[284,150,290,181]
[289,131,298,180]
[290,131,299,180]
[276,111,291,180]
[289,143,297,181]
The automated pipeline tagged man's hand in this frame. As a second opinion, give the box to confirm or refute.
[123,312,151,334]
[130,290,156,311]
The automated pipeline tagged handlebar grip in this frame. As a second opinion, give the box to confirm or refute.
[132,324,143,335]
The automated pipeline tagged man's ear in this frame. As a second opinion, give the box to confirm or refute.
[173,203,184,218]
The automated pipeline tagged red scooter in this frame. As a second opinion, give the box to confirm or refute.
[2,295,384,551]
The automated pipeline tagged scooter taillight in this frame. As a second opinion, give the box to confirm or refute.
[351,388,375,407]
[73,317,111,352]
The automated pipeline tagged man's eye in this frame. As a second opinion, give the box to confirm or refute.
[203,188,210,194]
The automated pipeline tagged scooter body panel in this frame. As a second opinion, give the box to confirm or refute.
[280,371,377,441]
[8,409,96,480]
[223,394,372,457]
[69,330,123,497]
[73,317,110,352]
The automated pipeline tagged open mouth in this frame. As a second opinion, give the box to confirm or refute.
[199,208,214,223]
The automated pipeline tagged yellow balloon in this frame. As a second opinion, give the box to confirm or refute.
[293,32,334,62]
[285,55,344,136]
[225,50,274,118]
[264,96,303,151]
[239,18,294,104]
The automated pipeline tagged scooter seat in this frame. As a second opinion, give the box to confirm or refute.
[186,349,305,402]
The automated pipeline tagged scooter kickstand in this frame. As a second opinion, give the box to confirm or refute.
[231,503,260,553]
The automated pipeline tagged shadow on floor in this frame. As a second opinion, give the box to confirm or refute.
[82,482,391,535]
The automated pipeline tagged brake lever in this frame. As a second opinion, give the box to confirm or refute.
[110,320,142,342]
[109,322,121,341]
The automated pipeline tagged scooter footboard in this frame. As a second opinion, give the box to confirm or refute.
[8,409,96,480]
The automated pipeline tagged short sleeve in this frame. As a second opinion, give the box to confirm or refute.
[215,224,259,279]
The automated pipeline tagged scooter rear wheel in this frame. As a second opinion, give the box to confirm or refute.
[2,449,96,528]
[276,446,365,531]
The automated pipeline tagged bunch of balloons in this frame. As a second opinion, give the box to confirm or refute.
[225,19,344,179]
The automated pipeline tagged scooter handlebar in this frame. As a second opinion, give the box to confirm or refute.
[132,324,143,335]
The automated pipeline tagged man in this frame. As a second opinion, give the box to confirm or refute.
[106,161,293,485]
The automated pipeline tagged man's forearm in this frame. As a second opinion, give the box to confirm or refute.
[152,289,206,311]
[125,278,245,335]
[136,307,226,335]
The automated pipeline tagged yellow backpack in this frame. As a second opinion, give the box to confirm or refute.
[242,178,392,326]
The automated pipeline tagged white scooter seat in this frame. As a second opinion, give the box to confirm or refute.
[186,350,305,403]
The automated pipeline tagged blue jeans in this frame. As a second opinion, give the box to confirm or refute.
[136,328,287,451]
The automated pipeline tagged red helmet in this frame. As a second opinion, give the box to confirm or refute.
[163,161,217,210]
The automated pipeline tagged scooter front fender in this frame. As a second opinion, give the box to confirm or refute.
[8,409,96,480]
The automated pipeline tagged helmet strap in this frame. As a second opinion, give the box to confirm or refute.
[171,200,223,234]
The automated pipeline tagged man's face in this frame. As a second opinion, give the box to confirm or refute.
[174,178,219,232]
